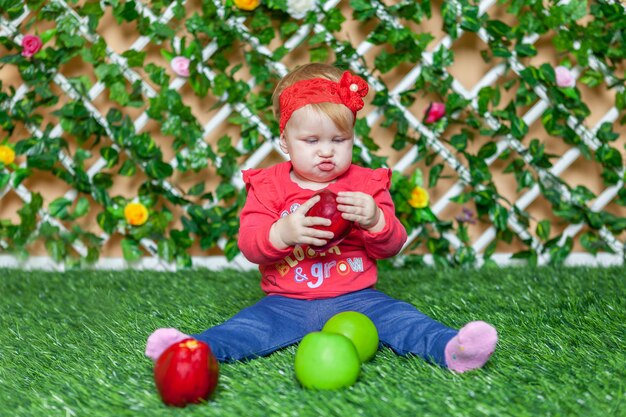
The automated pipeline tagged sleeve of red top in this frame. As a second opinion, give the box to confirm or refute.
[360,169,408,259]
[237,172,292,264]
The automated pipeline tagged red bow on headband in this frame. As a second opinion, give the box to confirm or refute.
[279,71,369,133]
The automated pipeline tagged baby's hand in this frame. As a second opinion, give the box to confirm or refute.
[269,195,334,249]
[336,191,385,232]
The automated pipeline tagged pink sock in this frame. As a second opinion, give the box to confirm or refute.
[145,328,190,361]
[444,321,498,373]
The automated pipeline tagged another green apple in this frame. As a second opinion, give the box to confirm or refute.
[322,311,379,362]
[294,332,361,390]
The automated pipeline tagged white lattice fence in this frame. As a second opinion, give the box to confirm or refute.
[0,0,624,270]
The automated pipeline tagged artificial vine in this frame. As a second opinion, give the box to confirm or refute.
[0,0,624,268]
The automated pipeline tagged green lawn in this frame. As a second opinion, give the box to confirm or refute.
[1,266,624,417]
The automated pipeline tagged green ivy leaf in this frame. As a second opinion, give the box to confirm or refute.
[49,197,72,219]
[109,82,129,106]
[350,0,375,21]
[562,0,588,21]
[121,50,146,67]
[510,115,528,139]
[158,238,176,263]
[100,147,119,168]
[46,238,66,263]
[73,197,90,219]
[118,160,137,177]
[428,164,443,188]
[477,142,498,160]
[596,144,622,168]
[511,250,538,266]
[149,22,176,41]
[460,5,481,32]
[322,8,346,32]
[549,237,572,266]
[536,220,551,241]
[0,172,10,189]
[188,182,205,196]
[616,90,626,111]
[580,231,609,256]
[224,238,239,261]
[450,132,468,151]
[515,42,537,57]
[490,204,508,231]
[145,159,174,180]
[309,46,328,63]
[121,238,143,262]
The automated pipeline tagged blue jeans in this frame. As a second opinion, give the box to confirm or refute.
[192,288,457,367]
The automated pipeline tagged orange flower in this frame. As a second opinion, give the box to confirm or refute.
[234,0,260,11]
[408,186,429,209]
[0,145,15,165]
[124,202,149,226]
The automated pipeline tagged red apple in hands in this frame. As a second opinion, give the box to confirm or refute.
[154,338,219,407]
[307,189,353,251]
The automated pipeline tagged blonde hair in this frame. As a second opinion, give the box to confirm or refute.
[273,63,355,135]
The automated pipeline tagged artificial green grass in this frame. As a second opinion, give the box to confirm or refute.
[1,266,625,417]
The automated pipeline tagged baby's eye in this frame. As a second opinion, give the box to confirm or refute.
[332,138,348,143]
[304,138,318,143]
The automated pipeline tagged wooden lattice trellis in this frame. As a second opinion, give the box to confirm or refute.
[0,0,624,270]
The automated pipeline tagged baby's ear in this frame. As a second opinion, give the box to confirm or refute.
[279,133,289,154]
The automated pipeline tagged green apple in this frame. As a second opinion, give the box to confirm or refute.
[294,332,361,390]
[322,311,379,362]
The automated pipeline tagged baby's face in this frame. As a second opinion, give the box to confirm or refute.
[280,106,353,186]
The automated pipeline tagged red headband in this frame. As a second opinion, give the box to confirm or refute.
[279,71,369,133]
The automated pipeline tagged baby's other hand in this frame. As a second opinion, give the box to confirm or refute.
[336,191,385,232]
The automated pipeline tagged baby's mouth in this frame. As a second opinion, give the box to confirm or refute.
[317,161,335,171]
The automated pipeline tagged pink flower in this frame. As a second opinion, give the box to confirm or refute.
[21,35,42,58]
[555,66,575,88]
[171,56,190,77]
[424,102,445,124]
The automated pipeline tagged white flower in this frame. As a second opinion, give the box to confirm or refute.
[287,0,317,19]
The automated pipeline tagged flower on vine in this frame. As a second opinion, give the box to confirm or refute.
[0,145,15,165]
[455,207,476,224]
[21,35,42,58]
[287,0,317,19]
[408,186,429,209]
[234,0,260,11]
[124,202,149,226]
[555,66,575,88]
[171,56,190,77]
[424,102,445,124]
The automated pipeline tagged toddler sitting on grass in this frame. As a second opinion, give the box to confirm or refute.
[146,63,497,373]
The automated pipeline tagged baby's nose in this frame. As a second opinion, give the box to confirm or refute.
[318,144,334,156]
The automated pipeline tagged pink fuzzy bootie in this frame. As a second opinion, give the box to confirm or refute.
[145,328,190,361]
[444,321,498,373]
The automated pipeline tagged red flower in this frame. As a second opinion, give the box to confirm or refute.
[338,71,368,112]
[21,35,42,58]
[424,102,446,124]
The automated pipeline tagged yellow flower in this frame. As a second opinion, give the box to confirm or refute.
[124,202,149,226]
[0,145,15,165]
[234,0,260,11]
[408,186,429,209]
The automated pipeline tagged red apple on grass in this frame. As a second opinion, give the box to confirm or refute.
[307,189,354,251]
[154,338,219,407]
[294,331,361,390]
